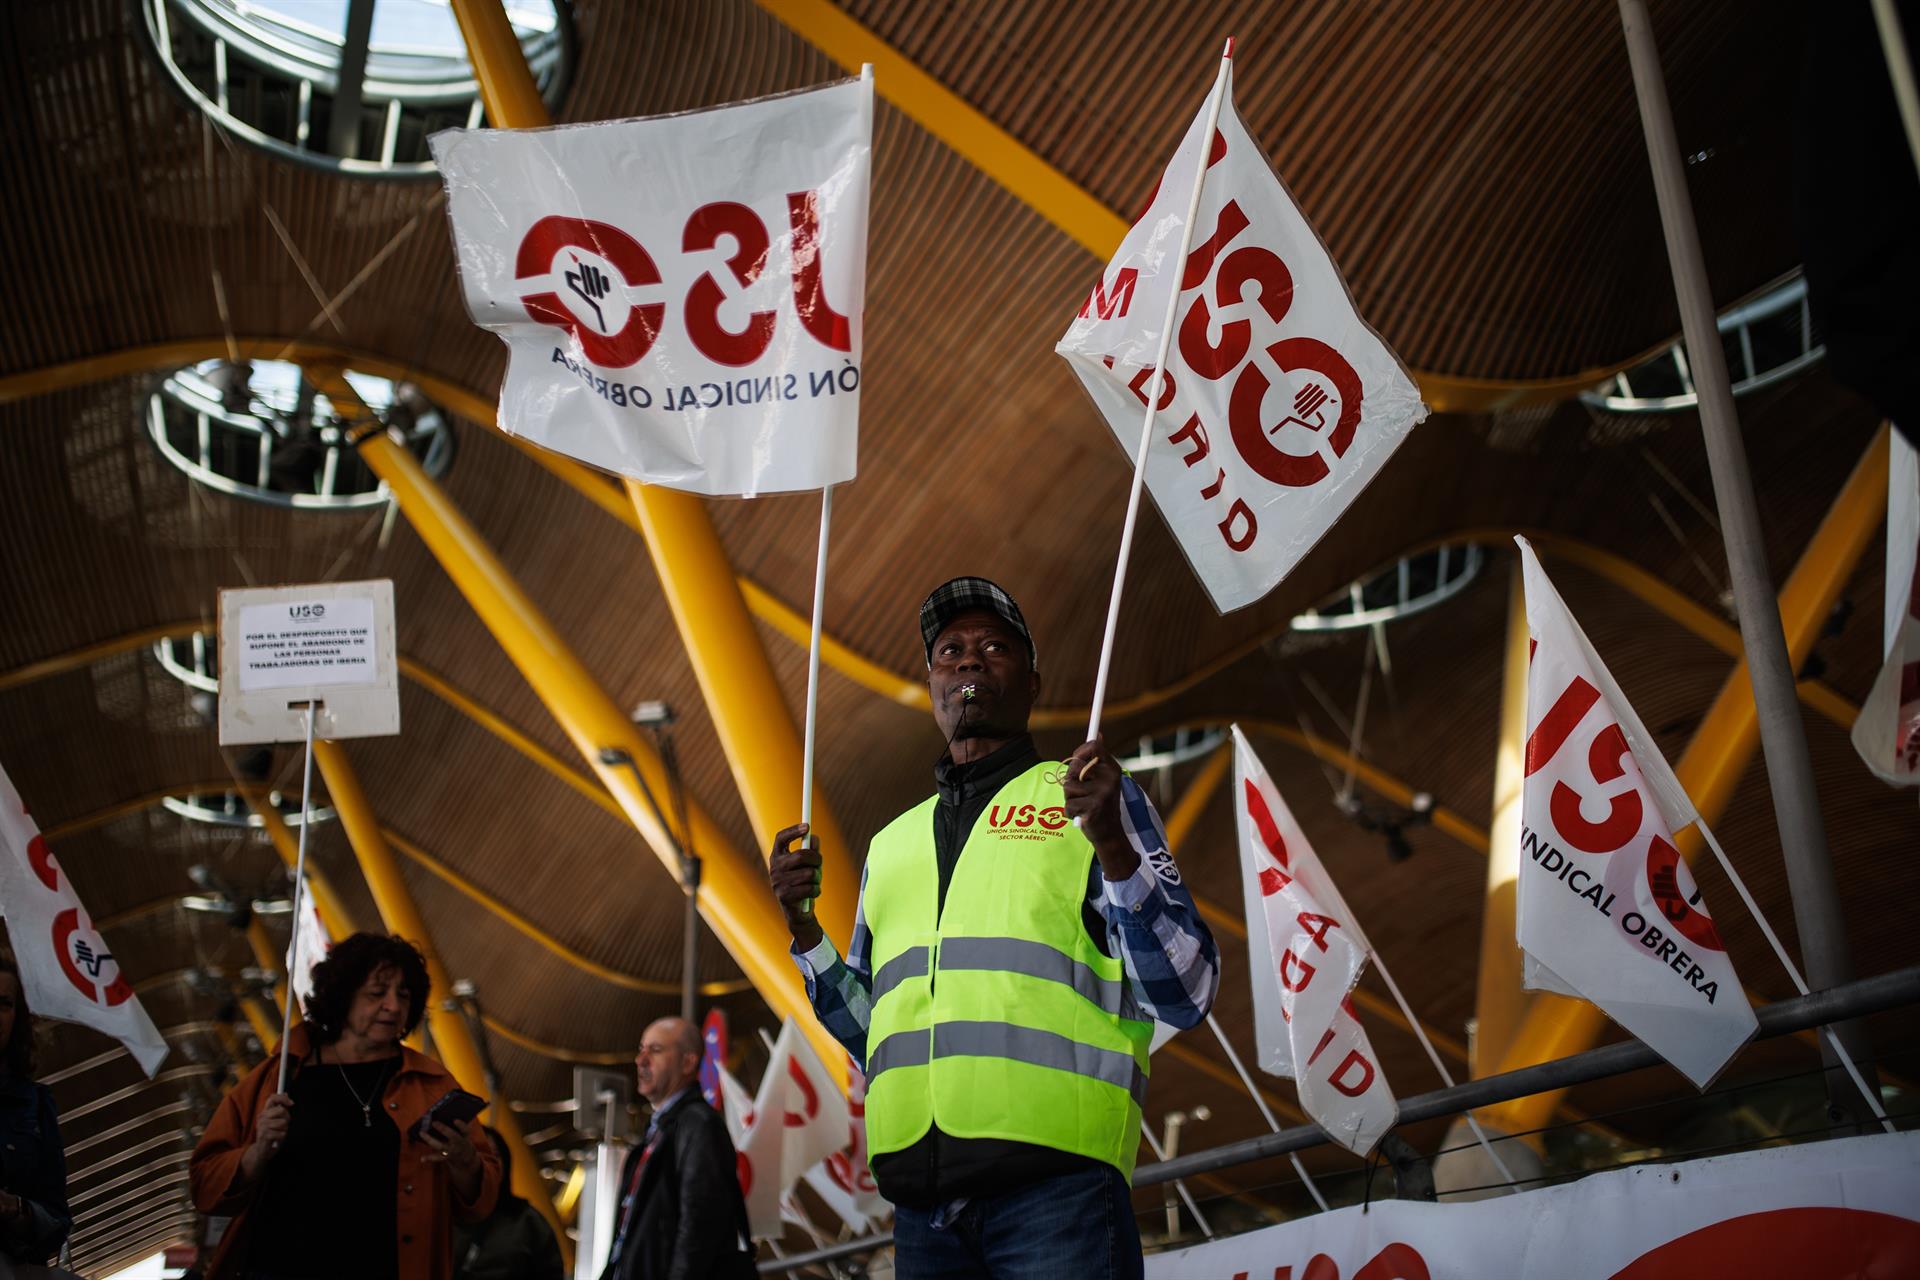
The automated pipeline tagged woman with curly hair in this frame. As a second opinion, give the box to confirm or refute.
[190,932,501,1280]
[0,949,70,1266]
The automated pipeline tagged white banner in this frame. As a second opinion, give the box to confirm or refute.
[1148,1131,1920,1279]
[1056,58,1425,613]
[1233,725,1395,1156]
[0,762,168,1076]
[737,1018,848,1240]
[1852,431,1920,785]
[800,1058,889,1233]
[1515,539,1755,1089]
[432,78,872,497]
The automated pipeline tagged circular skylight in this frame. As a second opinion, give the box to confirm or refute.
[147,358,454,510]
[143,0,573,175]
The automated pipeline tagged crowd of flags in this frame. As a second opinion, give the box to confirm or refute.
[0,30,1912,1252]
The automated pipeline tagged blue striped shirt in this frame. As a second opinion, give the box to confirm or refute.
[793,773,1218,1066]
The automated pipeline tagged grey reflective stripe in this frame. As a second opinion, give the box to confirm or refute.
[937,935,1126,1017]
[865,1030,931,1081]
[932,1020,1148,1107]
[871,946,930,1002]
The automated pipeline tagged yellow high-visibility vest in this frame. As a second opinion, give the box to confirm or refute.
[861,760,1154,1178]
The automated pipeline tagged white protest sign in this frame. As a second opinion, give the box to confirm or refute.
[431,77,871,497]
[1147,1131,1920,1279]
[218,580,399,744]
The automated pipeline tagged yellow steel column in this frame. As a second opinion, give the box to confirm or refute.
[312,738,569,1261]
[304,364,855,1077]
[233,781,357,940]
[445,0,859,912]
[624,478,857,868]
[1472,557,1580,1078]
[1161,741,1231,855]
[1485,427,1891,1131]
[242,918,294,1028]
[236,991,281,1051]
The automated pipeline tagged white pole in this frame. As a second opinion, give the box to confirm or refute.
[1083,38,1235,745]
[277,701,317,1093]
[797,484,833,918]
[1367,952,1519,1191]
[1204,1014,1331,1212]
[1694,822,1895,1133]
[1871,0,1920,179]
[800,485,833,832]
[1138,1118,1214,1239]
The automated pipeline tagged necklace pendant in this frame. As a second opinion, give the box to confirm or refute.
[363,1105,372,1128]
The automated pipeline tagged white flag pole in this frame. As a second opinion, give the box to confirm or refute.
[1205,1014,1331,1212]
[1083,38,1235,747]
[797,483,832,916]
[1366,952,1519,1191]
[1139,1116,1214,1239]
[1693,822,1895,1133]
[277,701,317,1093]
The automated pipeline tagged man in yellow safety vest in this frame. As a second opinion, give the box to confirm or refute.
[768,577,1218,1279]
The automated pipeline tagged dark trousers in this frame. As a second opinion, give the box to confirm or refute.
[892,1163,1145,1280]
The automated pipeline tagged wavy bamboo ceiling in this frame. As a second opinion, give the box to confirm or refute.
[0,0,1909,1271]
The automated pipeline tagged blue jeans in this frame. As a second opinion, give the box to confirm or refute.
[893,1163,1144,1280]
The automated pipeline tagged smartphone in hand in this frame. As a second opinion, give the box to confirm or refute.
[409,1088,486,1142]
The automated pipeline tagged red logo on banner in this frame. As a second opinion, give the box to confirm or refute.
[517,216,665,368]
[52,909,132,1007]
[1608,1207,1920,1278]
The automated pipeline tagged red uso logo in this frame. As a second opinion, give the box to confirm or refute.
[1084,128,1367,555]
[514,192,852,371]
[27,835,133,1006]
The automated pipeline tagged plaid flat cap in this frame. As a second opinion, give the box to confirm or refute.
[918,577,1037,670]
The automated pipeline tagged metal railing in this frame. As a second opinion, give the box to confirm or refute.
[757,965,1920,1274]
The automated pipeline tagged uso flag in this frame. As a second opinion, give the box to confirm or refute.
[1515,538,1756,1089]
[0,760,168,1076]
[431,77,872,497]
[1056,56,1425,612]
[1232,726,1395,1156]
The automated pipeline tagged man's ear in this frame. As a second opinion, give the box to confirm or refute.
[1029,669,1041,701]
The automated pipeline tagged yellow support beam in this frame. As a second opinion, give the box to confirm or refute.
[236,992,280,1053]
[1161,741,1231,855]
[0,345,1863,735]
[242,917,292,1025]
[231,780,357,941]
[443,0,859,940]
[311,738,569,1262]
[301,363,853,1086]
[1473,557,1570,1079]
[749,0,1651,414]
[1484,427,1892,1132]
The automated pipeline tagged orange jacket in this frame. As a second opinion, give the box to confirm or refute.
[189,1024,502,1280]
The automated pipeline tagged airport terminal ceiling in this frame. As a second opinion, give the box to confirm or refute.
[0,0,1911,1271]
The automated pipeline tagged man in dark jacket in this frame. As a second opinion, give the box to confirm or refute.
[600,1017,755,1280]
[455,1128,564,1280]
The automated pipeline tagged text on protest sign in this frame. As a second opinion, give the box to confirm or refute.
[236,596,377,692]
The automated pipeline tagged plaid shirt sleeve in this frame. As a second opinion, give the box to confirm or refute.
[1095,776,1221,1029]
[791,864,873,1065]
